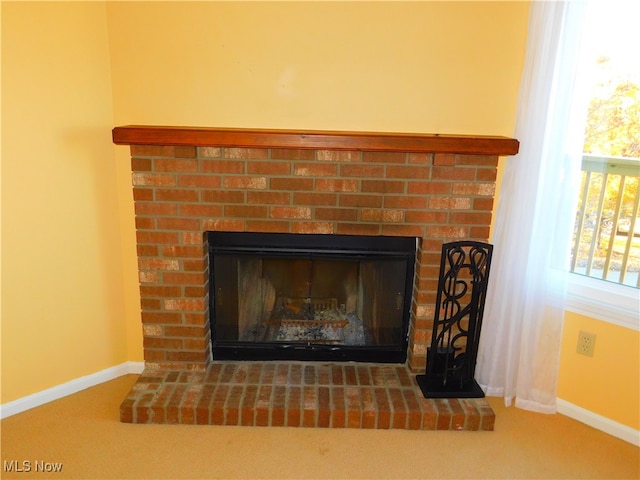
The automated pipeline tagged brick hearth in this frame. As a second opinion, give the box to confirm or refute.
[121,361,495,430]
[113,126,518,430]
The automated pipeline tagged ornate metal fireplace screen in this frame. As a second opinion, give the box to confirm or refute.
[417,241,493,398]
[208,232,417,363]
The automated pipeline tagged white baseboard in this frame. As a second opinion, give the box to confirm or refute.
[557,398,640,446]
[0,361,145,420]
[2,365,638,447]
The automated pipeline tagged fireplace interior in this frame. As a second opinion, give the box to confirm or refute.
[209,232,417,363]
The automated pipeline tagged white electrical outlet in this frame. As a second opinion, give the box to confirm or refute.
[576,330,596,357]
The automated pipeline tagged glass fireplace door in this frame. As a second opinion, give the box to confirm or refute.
[209,232,416,362]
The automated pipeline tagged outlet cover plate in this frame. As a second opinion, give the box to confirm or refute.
[576,330,596,357]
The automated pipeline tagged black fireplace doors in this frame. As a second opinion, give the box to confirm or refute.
[208,232,417,363]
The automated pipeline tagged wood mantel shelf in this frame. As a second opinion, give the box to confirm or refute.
[112,125,519,156]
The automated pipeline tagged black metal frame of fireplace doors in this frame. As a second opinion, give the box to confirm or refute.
[207,231,418,363]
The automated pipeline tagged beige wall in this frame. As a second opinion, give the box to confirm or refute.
[558,312,639,430]
[106,1,526,134]
[2,1,637,432]
[1,2,127,402]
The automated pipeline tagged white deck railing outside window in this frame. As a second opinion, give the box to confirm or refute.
[570,154,640,287]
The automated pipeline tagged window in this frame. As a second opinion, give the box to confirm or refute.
[571,155,639,287]
[567,1,639,330]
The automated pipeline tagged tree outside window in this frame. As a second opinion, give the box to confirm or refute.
[570,3,640,287]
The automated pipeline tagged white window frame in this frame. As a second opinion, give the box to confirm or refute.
[566,273,640,331]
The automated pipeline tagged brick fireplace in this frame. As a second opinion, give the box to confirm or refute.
[113,126,518,429]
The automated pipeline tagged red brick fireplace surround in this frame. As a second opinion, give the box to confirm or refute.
[113,126,518,430]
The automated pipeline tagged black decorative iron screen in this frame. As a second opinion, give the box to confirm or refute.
[417,241,493,398]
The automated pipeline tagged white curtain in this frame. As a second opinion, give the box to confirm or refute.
[476,1,588,413]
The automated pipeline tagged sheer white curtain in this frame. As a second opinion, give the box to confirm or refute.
[476,1,588,413]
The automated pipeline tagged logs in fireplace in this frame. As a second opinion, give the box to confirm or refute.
[208,231,417,363]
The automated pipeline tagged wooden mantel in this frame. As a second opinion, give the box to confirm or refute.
[112,125,519,156]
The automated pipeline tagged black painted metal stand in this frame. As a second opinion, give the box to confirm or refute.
[416,241,493,398]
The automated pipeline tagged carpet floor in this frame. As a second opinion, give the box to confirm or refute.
[1,374,638,479]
